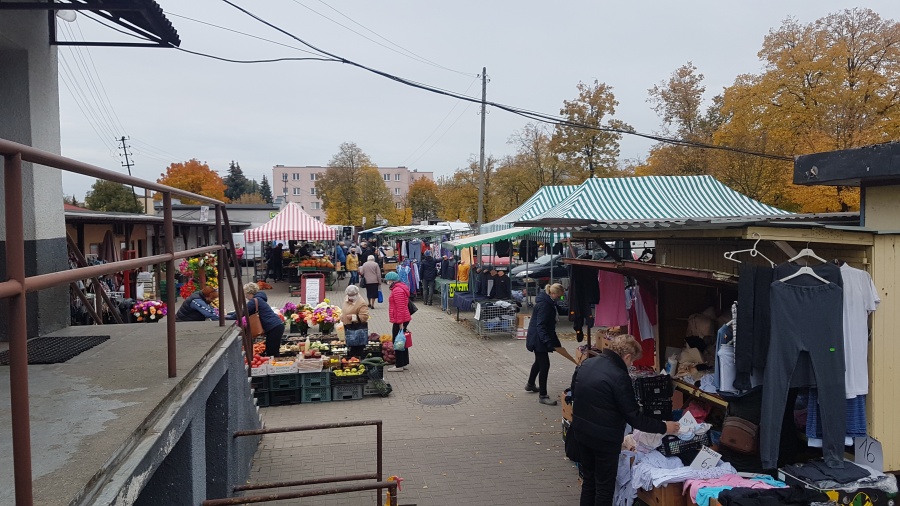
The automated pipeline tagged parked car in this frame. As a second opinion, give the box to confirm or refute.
[510,254,568,293]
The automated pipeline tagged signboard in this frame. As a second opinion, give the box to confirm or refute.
[855,436,884,471]
[270,211,278,219]
[304,277,322,306]
[199,206,209,222]
[690,446,722,470]
[447,282,468,298]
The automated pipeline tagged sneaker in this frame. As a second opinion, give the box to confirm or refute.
[402,366,409,371]
[525,384,539,393]
[538,396,557,406]
[386,366,405,372]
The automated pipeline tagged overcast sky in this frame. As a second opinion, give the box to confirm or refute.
[58,0,900,200]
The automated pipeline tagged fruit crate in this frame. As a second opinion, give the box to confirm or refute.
[331,383,364,401]
[301,386,331,403]
[331,372,367,385]
[268,373,300,391]
[250,375,268,393]
[254,391,270,408]
[300,371,331,388]
[269,389,301,406]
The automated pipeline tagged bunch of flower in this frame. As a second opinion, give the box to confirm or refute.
[281,302,298,318]
[273,308,286,322]
[309,299,342,325]
[132,300,168,322]
[178,258,193,277]
[180,279,197,299]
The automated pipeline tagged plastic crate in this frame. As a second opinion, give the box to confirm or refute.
[268,374,300,391]
[300,371,331,388]
[250,375,268,393]
[634,375,673,401]
[254,391,270,408]
[658,433,711,457]
[642,399,673,421]
[331,383,364,401]
[269,389,301,406]
[331,372,367,385]
[301,386,331,403]
[363,379,392,397]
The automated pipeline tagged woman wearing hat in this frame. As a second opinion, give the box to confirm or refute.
[386,271,411,372]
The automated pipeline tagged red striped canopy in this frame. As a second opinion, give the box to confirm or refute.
[243,202,336,242]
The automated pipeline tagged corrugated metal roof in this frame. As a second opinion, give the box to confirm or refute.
[482,185,578,233]
[529,176,789,222]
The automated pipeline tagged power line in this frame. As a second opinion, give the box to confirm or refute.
[73,19,128,134]
[61,21,124,137]
[58,70,118,157]
[219,0,792,162]
[58,53,119,151]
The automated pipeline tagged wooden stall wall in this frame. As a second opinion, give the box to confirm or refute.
[869,236,899,471]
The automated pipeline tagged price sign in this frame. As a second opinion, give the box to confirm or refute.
[304,277,321,306]
[678,411,698,436]
[690,446,722,470]
[855,436,883,471]
[447,282,468,298]
[200,205,209,222]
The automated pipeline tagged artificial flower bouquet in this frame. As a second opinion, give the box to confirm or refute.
[309,299,342,334]
[284,302,313,334]
[132,300,168,322]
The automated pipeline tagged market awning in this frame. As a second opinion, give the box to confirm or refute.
[482,185,578,233]
[444,227,542,249]
[243,202,335,242]
[563,258,738,287]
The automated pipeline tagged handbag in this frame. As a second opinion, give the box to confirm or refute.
[408,300,418,315]
[403,330,412,348]
[564,422,580,462]
[248,313,264,337]
[720,416,759,455]
[377,289,384,304]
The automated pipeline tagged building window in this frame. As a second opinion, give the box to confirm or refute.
[314,216,321,221]
[394,187,401,195]
[383,174,390,181]
[310,188,316,195]
[310,173,320,181]
[395,202,402,209]
[282,174,288,181]
[292,173,300,180]
[312,202,320,210]
[293,188,301,195]
[282,187,288,195]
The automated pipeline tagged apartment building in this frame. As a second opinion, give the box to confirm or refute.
[272,165,434,222]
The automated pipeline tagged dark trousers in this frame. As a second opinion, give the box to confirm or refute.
[273,259,284,281]
[349,271,359,285]
[527,351,551,396]
[392,322,410,367]
[265,323,285,357]
[578,443,620,506]
[423,280,435,304]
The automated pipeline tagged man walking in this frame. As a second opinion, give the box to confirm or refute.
[420,250,438,305]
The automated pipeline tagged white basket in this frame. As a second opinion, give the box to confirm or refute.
[296,358,324,373]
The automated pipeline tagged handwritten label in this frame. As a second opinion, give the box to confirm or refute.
[678,411,698,436]
[304,277,321,306]
[855,436,883,471]
[690,446,722,470]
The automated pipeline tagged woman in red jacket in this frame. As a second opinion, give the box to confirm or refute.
[385,271,411,372]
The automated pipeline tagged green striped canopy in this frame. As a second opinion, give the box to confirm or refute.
[444,227,542,249]
[528,176,790,222]
[482,185,578,233]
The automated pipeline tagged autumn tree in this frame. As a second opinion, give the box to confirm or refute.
[436,156,499,223]
[232,193,268,204]
[316,142,375,224]
[223,161,251,201]
[259,175,273,203]
[358,166,395,227]
[156,159,229,204]
[552,80,632,179]
[85,179,143,213]
[407,178,441,223]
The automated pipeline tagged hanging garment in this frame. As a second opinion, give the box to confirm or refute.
[408,239,422,263]
[806,391,867,445]
[595,270,628,327]
[455,262,468,283]
[839,264,880,397]
[552,242,564,254]
[520,239,539,262]
[490,273,512,299]
[734,264,773,390]
[568,265,601,329]
[495,239,511,257]
[715,324,736,393]
[761,281,846,469]
[635,284,657,341]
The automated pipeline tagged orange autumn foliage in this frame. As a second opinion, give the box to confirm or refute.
[155,159,229,204]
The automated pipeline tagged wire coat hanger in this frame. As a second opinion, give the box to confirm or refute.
[723,233,776,268]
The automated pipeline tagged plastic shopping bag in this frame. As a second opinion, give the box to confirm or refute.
[377,289,384,304]
[394,329,407,351]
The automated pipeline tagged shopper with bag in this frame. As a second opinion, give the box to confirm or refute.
[385,271,411,372]
[525,283,577,405]
[341,284,370,359]
[570,334,680,506]
[359,255,382,309]
[243,282,285,357]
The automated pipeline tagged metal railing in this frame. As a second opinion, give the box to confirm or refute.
[0,138,253,506]
[201,420,398,506]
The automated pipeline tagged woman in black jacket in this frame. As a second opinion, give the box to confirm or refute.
[525,283,577,405]
[571,334,679,506]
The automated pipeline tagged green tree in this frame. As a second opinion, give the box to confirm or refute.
[407,178,441,223]
[223,161,250,201]
[551,80,632,179]
[259,175,273,203]
[316,142,382,225]
[85,180,143,213]
[358,166,394,227]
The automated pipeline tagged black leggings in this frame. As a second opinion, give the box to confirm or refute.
[265,323,285,357]
[392,322,409,367]
[528,351,551,396]
[578,443,620,506]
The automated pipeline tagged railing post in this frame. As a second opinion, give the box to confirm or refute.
[216,206,224,327]
[5,152,34,506]
[163,192,177,378]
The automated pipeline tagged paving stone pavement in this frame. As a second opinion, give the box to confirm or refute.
[235,279,584,505]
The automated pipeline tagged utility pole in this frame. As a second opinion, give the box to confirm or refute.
[477,67,488,233]
[117,136,142,212]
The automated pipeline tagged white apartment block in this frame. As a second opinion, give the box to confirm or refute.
[272,165,434,222]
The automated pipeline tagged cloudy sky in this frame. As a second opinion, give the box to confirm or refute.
[58,0,900,200]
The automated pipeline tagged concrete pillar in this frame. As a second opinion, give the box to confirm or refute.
[0,7,70,339]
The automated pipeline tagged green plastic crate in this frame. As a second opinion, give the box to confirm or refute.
[301,386,331,403]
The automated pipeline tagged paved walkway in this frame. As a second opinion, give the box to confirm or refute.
[239,278,583,505]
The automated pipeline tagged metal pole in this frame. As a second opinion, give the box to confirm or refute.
[5,152,34,506]
[377,421,383,506]
[477,66,487,233]
[216,206,224,327]
[163,192,177,378]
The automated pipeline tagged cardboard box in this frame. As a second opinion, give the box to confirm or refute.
[560,391,572,421]
[636,483,688,506]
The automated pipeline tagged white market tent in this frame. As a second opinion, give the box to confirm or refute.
[243,202,336,242]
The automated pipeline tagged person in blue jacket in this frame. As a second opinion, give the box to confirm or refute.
[525,283,577,405]
[175,286,219,322]
[244,282,286,357]
[336,241,347,280]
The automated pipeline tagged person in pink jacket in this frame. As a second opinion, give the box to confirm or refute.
[386,271,411,372]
